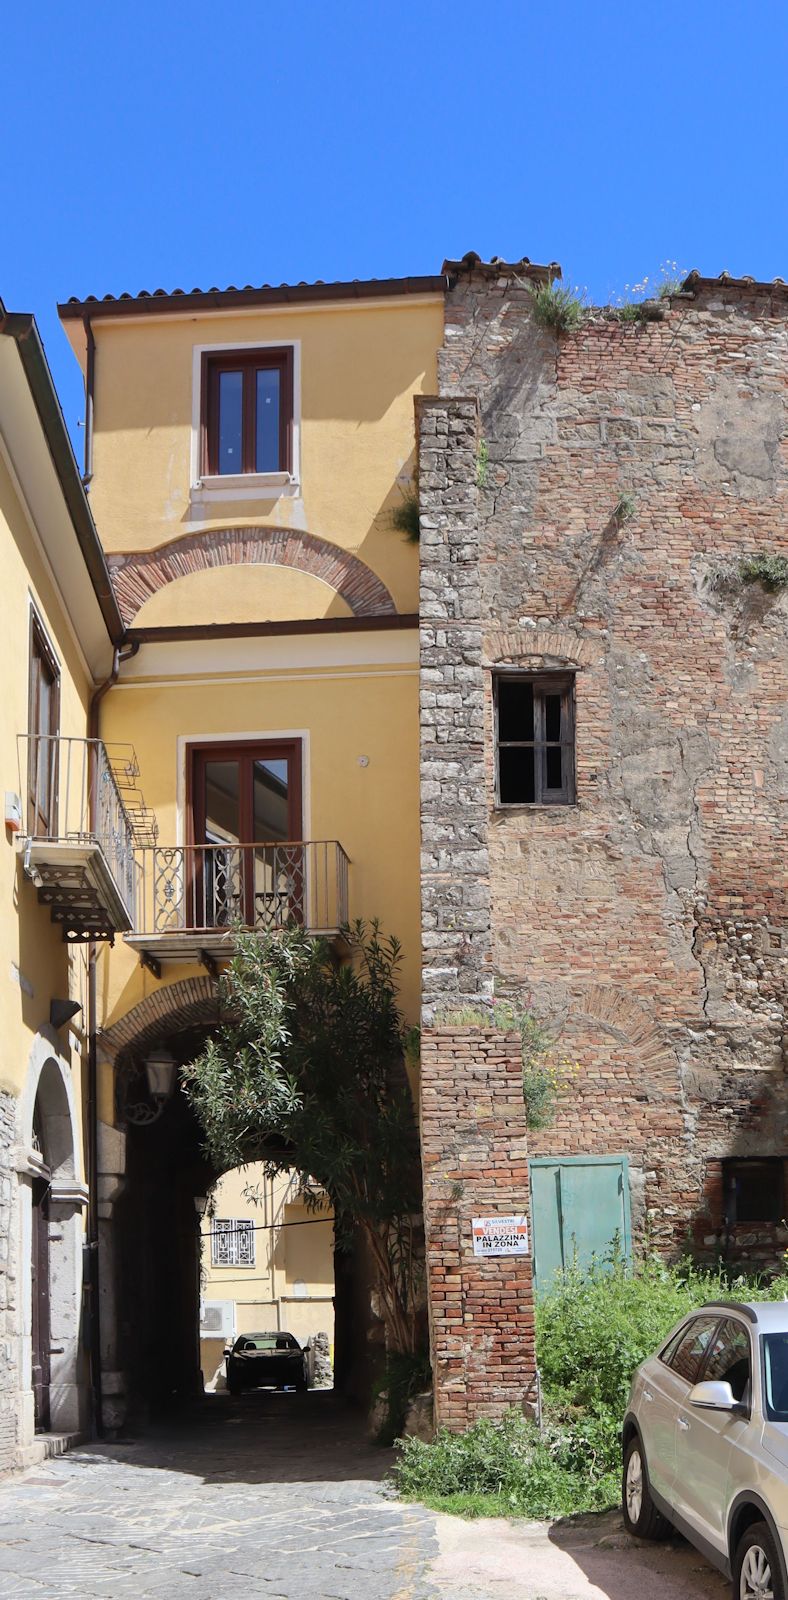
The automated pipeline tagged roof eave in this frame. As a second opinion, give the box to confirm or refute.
[58,274,449,323]
[0,305,125,646]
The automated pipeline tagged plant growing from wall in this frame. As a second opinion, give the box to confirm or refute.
[391,483,421,544]
[182,921,424,1354]
[527,279,587,335]
[614,491,636,522]
[709,553,788,596]
[433,999,577,1130]
[610,261,686,323]
[476,438,490,488]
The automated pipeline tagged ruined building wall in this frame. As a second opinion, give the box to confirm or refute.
[423,268,788,1269]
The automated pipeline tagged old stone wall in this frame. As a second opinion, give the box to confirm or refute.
[425,265,788,1269]
[0,1090,19,1472]
[420,1027,536,1427]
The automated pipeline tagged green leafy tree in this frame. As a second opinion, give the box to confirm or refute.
[181,921,423,1353]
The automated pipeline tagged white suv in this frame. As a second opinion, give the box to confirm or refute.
[623,1301,788,1599]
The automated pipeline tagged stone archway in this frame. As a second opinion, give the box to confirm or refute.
[16,1029,89,1451]
[107,526,397,626]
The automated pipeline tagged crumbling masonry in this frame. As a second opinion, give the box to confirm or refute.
[419,258,788,1423]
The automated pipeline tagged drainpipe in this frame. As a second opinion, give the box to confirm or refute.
[86,641,139,1433]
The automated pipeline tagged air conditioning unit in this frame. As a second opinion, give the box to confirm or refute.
[199,1299,235,1340]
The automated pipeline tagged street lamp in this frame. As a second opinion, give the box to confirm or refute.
[143,1047,178,1109]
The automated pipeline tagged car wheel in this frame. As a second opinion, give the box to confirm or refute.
[734,1521,785,1600]
[622,1436,669,1541]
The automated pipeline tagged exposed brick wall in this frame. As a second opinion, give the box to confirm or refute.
[108,525,397,625]
[425,266,788,1272]
[100,975,219,1060]
[420,1028,536,1428]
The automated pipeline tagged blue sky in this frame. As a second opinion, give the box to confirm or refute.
[2,0,786,452]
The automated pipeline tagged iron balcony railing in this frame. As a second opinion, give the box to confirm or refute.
[133,840,350,940]
[17,735,150,928]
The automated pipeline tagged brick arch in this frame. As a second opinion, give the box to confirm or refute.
[107,526,397,625]
[562,983,679,1094]
[482,627,604,669]
[99,976,220,1062]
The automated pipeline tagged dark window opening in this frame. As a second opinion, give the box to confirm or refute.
[495,673,575,806]
[203,348,293,477]
[723,1159,785,1225]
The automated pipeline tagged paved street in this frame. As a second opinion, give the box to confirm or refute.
[0,1393,728,1600]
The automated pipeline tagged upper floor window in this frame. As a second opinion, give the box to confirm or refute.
[494,672,575,806]
[202,347,293,477]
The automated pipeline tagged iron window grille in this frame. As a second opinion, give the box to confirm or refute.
[494,672,576,806]
[722,1158,786,1225]
[211,1218,256,1268]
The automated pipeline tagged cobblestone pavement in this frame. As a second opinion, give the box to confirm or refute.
[0,1391,437,1600]
[0,1393,727,1600]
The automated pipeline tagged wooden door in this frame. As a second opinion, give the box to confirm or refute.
[189,741,303,928]
[31,1178,51,1432]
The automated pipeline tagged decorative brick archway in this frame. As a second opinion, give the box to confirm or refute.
[99,976,220,1061]
[107,527,397,625]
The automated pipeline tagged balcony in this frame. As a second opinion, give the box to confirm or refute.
[127,840,350,972]
[18,737,155,942]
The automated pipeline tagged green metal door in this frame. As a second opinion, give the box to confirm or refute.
[529,1156,631,1292]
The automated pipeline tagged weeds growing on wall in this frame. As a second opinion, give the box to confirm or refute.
[709,553,788,596]
[610,261,686,323]
[434,1000,577,1130]
[395,1250,788,1519]
[476,438,490,488]
[528,279,587,335]
[391,484,421,544]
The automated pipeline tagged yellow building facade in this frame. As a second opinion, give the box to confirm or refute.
[0,302,126,1470]
[50,273,443,1427]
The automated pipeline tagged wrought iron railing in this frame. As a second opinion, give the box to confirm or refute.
[133,841,349,939]
[17,735,146,921]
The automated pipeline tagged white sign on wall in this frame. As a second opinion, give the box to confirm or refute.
[471,1215,530,1257]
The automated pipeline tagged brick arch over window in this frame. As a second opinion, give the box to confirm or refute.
[107,527,397,626]
[99,976,220,1062]
[562,983,679,1095]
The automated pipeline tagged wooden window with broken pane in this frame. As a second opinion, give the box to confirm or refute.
[494,673,576,806]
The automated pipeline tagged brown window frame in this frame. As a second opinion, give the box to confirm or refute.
[28,610,61,837]
[494,671,576,807]
[201,347,294,477]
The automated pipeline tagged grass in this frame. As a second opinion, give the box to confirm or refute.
[528,280,586,335]
[395,1251,788,1521]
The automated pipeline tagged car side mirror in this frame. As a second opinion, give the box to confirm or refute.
[689,1379,745,1414]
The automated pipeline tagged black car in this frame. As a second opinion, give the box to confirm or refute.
[225,1331,308,1395]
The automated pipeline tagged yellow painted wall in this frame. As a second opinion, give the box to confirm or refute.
[97,644,421,1045]
[0,450,91,1129]
[133,566,353,628]
[86,297,442,617]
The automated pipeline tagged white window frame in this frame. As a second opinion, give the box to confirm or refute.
[190,339,301,504]
[211,1218,256,1268]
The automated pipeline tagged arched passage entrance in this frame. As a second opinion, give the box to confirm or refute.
[101,981,383,1427]
[17,1031,90,1448]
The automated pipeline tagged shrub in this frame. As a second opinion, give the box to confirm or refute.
[394,1252,788,1520]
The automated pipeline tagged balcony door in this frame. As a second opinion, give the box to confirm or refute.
[28,614,60,837]
[189,740,303,929]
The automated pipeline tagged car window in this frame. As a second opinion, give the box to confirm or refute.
[703,1318,751,1403]
[762,1334,788,1421]
[666,1315,720,1383]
